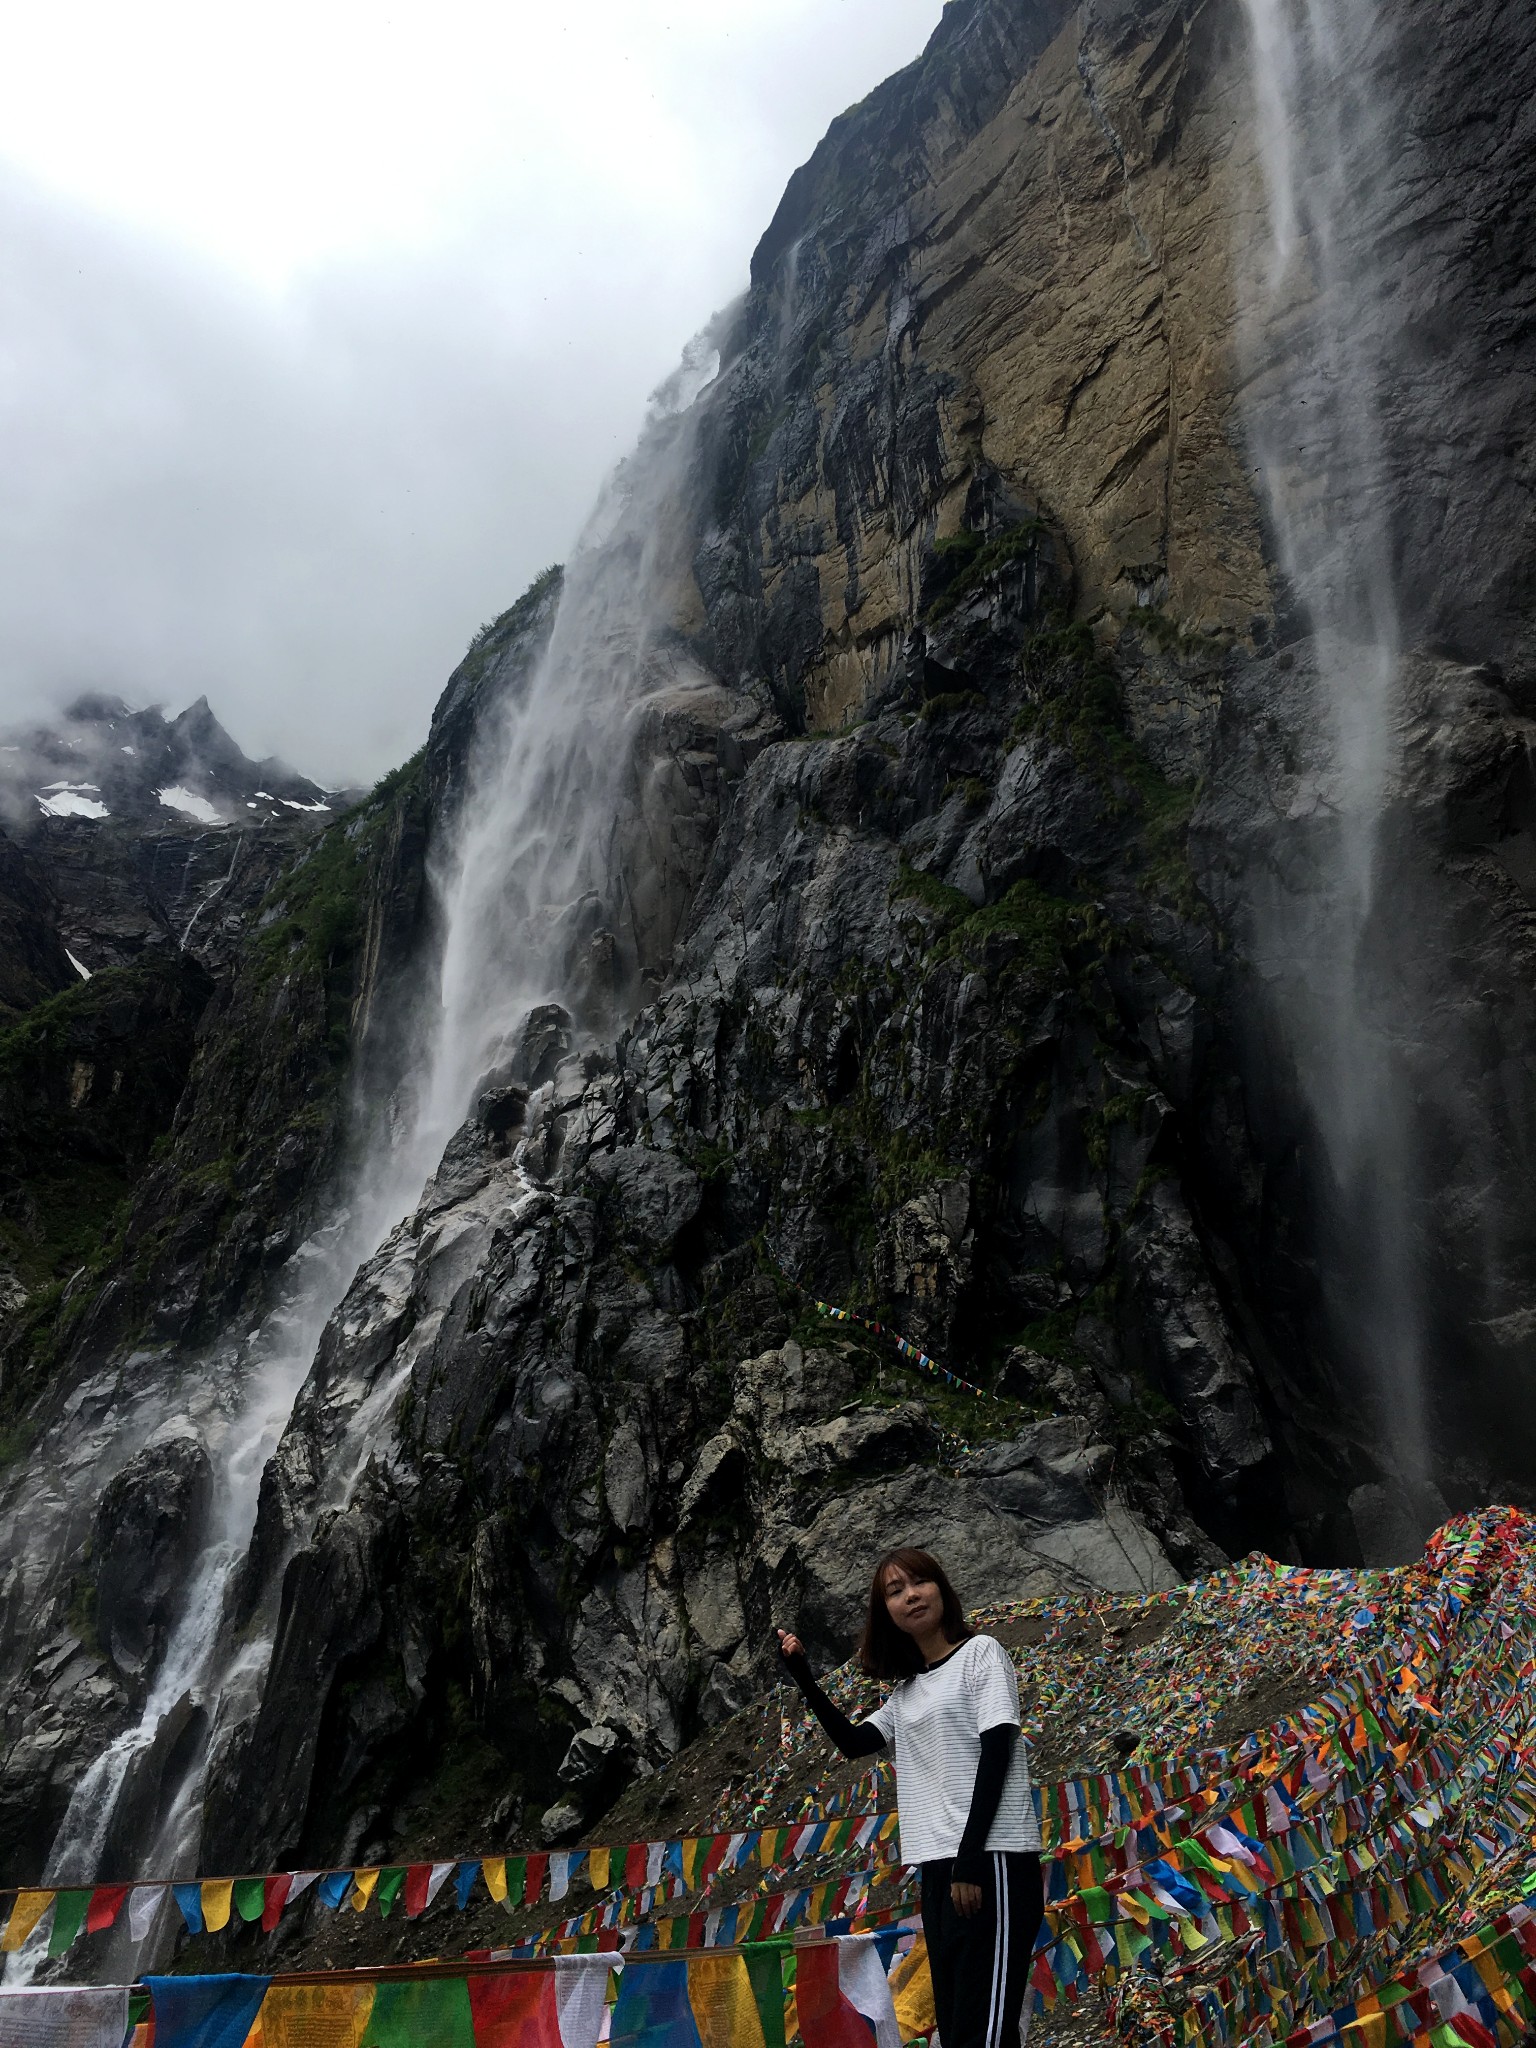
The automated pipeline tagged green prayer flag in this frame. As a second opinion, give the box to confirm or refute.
[364,1976,475,2048]
[376,1868,406,1918]
[1081,1885,1116,1926]
[745,1942,790,2048]
[233,1879,266,1924]
[47,1889,90,1957]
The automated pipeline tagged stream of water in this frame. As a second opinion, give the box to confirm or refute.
[1236,0,1431,1501]
[1,338,720,1983]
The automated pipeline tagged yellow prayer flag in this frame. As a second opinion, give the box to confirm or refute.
[1344,2013,1387,2048]
[877,1813,900,1842]
[588,1846,611,1890]
[257,1983,376,2048]
[756,1830,782,1868]
[482,1857,508,1904]
[682,1838,705,1889]
[201,1880,234,1933]
[350,1870,380,1913]
[1472,1948,1505,1995]
[890,1935,935,2043]
[1,1890,53,1952]
[687,1952,767,2048]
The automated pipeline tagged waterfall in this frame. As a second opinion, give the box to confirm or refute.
[1,333,721,1982]
[1235,0,1435,1517]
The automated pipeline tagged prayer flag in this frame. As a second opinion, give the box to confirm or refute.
[0,1890,51,1955]
[0,1985,130,2048]
[889,1938,934,2047]
[199,1879,234,1933]
[232,1879,266,1925]
[145,1976,270,2048]
[610,1958,699,2048]
[129,1886,166,1942]
[686,1953,770,2048]
[47,1891,90,1957]
[467,1971,562,2048]
[85,1885,130,1934]
[364,1978,474,2048]
[795,1941,885,2048]
[551,1958,620,2048]
[257,1982,375,2048]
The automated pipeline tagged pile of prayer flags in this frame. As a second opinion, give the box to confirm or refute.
[17,1507,1536,2048]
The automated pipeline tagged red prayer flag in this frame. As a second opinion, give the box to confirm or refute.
[1449,2015,1499,2048]
[86,1885,130,1934]
[522,1853,549,1907]
[623,1843,647,1891]
[403,1866,432,1920]
[468,1970,562,2047]
[796,1943,878,2048]
[261,1874,293,1932]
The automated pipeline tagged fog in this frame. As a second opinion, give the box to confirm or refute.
[0,1,945,786]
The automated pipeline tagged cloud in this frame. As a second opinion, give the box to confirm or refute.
[0,1,945,784]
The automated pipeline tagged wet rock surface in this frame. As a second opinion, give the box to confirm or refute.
[92,1423,213,1692]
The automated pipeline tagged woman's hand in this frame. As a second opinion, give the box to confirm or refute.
[950,1879,984,1918]
[776,1629,805,1660]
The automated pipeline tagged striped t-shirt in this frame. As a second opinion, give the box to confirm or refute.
[867,1634,1042,1865]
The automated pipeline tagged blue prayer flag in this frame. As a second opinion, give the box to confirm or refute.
[610,1959,702,2048]
[146,1976,270,2048]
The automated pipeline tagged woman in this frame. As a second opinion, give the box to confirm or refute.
[776,1547,1044,2048]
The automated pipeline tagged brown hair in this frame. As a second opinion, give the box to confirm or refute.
[857,1546,973,1680]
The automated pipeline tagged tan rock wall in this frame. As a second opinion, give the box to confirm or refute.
[749,0,1276,732]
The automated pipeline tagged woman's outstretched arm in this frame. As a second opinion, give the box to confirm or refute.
[775,1630,888,1758]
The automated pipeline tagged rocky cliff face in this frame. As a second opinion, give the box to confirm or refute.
[1,0,1534,1946]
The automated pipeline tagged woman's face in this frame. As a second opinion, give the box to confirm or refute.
[882,1564,944,1637]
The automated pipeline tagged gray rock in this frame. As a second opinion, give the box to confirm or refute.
[92,1423,212,1689]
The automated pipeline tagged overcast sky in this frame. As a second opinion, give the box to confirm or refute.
[0,0,945,786]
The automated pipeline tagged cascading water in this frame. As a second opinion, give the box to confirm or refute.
[0,332,722,1982]
[1236,0,1437,1521]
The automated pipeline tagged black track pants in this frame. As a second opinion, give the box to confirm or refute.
[920,1851,1044,2048]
